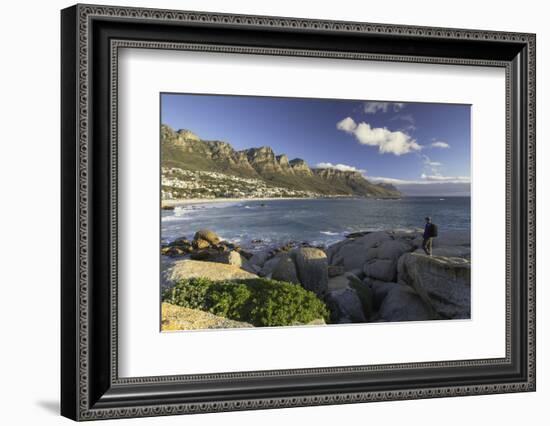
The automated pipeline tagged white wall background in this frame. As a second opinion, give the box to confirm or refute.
[0,0,546,424]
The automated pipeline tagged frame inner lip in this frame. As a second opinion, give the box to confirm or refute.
[109,38,513,386]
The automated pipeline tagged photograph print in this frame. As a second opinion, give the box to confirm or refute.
[160,93,471,332]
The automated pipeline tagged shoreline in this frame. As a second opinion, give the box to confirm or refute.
[161,195,410,207]
[162,196,356,207]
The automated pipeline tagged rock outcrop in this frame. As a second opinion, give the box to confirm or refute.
[327,231,392,271]
[161,260,259,289]
[328,275,351,291]
[364,279,402,310]
[377,285,435,322]
[276,154,294,173]
[208,251,244,267]
[325,288,366,323]
[288,158,313,176]
[161,303,253,331]
[245,146,283,175]
[194,229,221,245]
[271,254,300,284]
[397,253,471,319]
[294,247,329,296]
[363,239,413,282]
[326,229,471,323]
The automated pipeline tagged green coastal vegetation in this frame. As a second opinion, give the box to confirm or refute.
[163,277,330,327]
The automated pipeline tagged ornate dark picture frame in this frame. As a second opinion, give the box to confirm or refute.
[61,4,536,421]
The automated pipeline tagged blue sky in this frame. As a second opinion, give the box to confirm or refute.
[161,93,471,196]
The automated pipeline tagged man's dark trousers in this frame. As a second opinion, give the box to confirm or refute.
[422,237,433,256]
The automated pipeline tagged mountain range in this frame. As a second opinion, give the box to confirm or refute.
[161,124,401,198]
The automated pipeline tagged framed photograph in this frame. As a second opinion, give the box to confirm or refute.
[61,4,536,421]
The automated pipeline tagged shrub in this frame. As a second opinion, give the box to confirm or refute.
[162,277,330,327]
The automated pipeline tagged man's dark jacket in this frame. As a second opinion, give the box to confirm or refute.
[423,223,437,239]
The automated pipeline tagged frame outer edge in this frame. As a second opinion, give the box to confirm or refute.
[66,4,536,420]
[527,33,536,390]
[61,4,80,422]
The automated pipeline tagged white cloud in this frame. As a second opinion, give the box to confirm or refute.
[336,117,357,133]
[316,162,365,173]
[369,175,470,196]
[369,176,423,185]
[421,174,470,183]
[399,113,415,124]
[369,174,470,185]
[390,114,417,132]
[421,154,442,170]
[369,177,470,196]
[337,117,421,156]
[431,141,450,149]
[364,102,405,114]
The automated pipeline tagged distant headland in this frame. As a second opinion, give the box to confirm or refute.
[161,125,401,201]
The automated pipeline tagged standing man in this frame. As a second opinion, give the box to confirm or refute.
[422,216,438,256]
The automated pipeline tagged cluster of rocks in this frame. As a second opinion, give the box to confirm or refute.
[161,228,471,325]
[325,230,471,323]
[246,246,329,297]
[161,229,253,268]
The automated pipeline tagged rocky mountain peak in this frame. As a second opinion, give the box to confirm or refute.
[176,128,201,142]
[246,146,274,158]
[245,147,281,174]
[205,140,233,155]
[313,168,363,179]
[276,154,294,173]
[289,158,313,176]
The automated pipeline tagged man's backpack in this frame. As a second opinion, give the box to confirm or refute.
[431,223,438,237]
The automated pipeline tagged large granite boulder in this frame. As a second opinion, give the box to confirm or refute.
[161,260,258,289]
[367,239,413,261]
[162,246,187,257]
[363,259,396,283]
[192,238,210,250]
[363,239,413,282]
[414,246,471,259]
[412,230,471,253]
[397,253,471,319]
[328,275,351,291]
[326,231,392,271]
[271,253,300,284]
[377,285,435,322]
[193,229,221,245]
[248,250,270,269]
[209,251,244,267]
[190,248,219,261]
[365,279,403,310]
[258,254,279,277]
[294,247,328,296]
[325,288,366,323]
[168,237,193,249]
[346,274,374,319]
[189,248,244,267]
[161,303,253,331]
[328,265,345,277]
